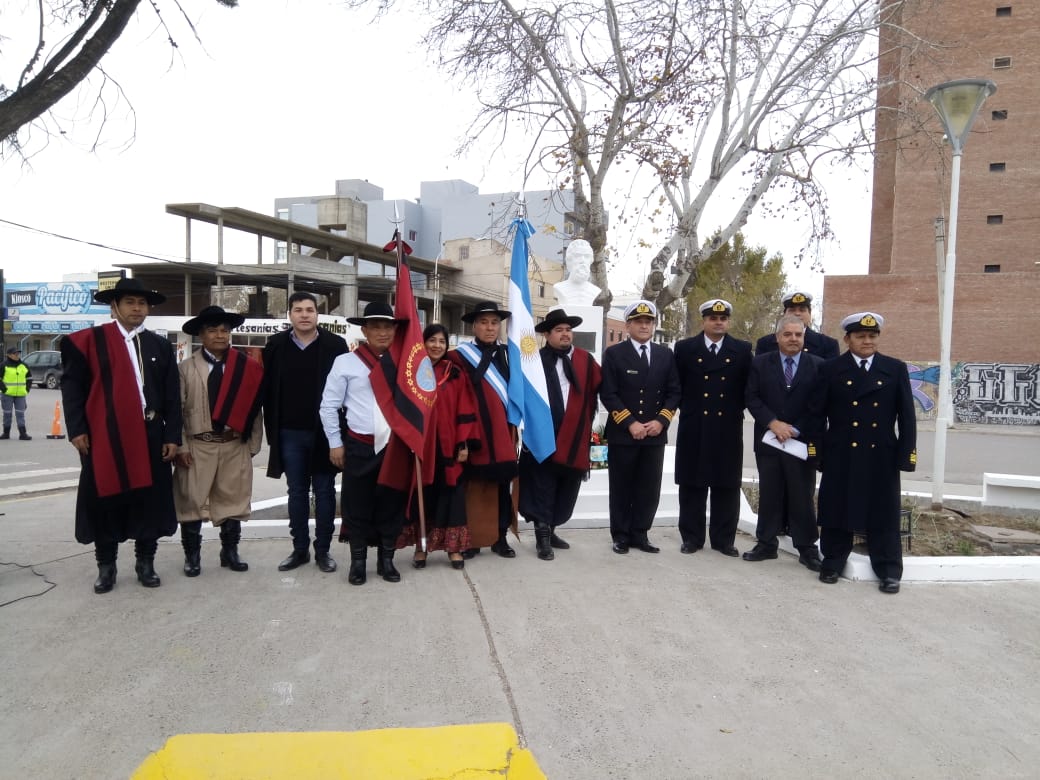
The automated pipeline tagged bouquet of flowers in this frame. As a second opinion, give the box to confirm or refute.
[589,427,608,469]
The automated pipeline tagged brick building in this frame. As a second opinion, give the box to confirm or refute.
[823,0,1040,363]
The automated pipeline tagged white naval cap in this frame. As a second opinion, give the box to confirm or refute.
[840,311,884,332]
[624,300,658,320]
[699,299,732,317]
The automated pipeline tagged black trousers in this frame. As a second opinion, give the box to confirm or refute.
[754,452,818,551]
[607,444,665,545]
[518,450,583,528]
[341,441,406,546]
[820,526,903,581]
[677,485,740,550]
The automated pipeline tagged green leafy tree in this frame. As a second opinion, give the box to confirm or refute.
[683,233,786,342]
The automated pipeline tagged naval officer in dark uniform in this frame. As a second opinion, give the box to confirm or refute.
[674,299,753,556]
[599,300,681,554]
[808,312,917,594]
[755,291,839,360]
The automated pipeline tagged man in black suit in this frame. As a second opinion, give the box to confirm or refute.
[60,278,182,594]
[808,312,917,594]
[744,315,822,570]
[599,300,680,554]
[755,291,839,360]
[674,299,753,556]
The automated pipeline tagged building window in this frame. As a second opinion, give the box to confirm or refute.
[538,284,545,297]
[993,56,1012,69]
[995,6,1012,16]
[992,109,1008,120]
[990,162,1007,172]
[985,264,1001,273]
[986,214,1004,225]
[276,208,289,221]
[408,230,417,241]
[459,245,469,261]
[609,329,615,343]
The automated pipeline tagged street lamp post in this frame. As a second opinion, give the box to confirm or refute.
[923,78,997,509]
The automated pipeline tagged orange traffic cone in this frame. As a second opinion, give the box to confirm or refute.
[46,400,66,440]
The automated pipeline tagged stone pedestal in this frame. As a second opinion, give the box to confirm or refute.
[564,304,605,365]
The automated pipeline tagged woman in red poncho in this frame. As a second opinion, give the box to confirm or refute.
[398,324,477,569]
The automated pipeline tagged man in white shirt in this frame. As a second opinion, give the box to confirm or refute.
[320,302,407,586]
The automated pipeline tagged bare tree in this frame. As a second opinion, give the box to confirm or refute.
[636,0,935,308]
[346,0,936,311]
[1,0,238,157]
[347,0,711,311]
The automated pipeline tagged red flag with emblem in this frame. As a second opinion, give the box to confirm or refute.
[369,229,435,458]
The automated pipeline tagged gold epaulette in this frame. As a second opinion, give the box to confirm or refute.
[611,409,631,425]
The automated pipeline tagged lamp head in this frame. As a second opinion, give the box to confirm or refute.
[924,79,997,154]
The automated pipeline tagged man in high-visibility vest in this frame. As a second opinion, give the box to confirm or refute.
[1,345,33,440]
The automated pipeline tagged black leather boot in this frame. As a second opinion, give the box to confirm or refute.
[18,427,31,440]
[535,524,554,561]
[377,545,401,583]
[94,563,117,594]
[490,531,516,558]
[347,542,367,586]
[135,557,161,588]
[0,427,9,439]
[219,519,249,572]
[181,521,202,577]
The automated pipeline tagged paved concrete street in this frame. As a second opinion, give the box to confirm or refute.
[2,389,1039,778]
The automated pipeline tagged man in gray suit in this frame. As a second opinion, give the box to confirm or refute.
[744,315,822,570]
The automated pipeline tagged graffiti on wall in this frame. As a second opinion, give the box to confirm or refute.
[908,362,1040,426]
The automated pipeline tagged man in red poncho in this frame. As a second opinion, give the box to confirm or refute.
[60,278,182,594]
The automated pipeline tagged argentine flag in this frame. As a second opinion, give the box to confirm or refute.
[506,216,556,463]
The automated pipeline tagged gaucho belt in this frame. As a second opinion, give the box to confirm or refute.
[193,430,239,443]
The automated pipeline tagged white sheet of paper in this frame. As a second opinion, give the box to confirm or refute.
[762,431,808,460]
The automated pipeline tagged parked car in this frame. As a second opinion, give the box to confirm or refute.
[21,350,63,390]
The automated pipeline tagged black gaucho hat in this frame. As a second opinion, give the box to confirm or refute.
[183,305,246,336]
[535,308,583,333]
[94,277,166,306]
[347,301,406,326]
[462,300,511,324]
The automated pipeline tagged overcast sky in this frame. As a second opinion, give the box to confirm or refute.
[0,1,871,301]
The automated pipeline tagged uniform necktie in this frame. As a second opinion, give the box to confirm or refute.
[640,344,649,367]
[709,342,718,355]
[860,359,868,372]
[784,356,795,385]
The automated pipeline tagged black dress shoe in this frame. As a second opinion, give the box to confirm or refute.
[742,544,778,562]
[819,570,840,584]
[490,539,516,558]
[549,532,570,550]
[680,542,702,554]
[315,553,337,573]
[412,554,427,569]
[278,550,310,571]
[879,578,901,594]
[712,545,740,557]
[635,542,660,554]
[449,554,465,570]
[93,563,116,594]
[798,548,823,572]
[612,542,629,555]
